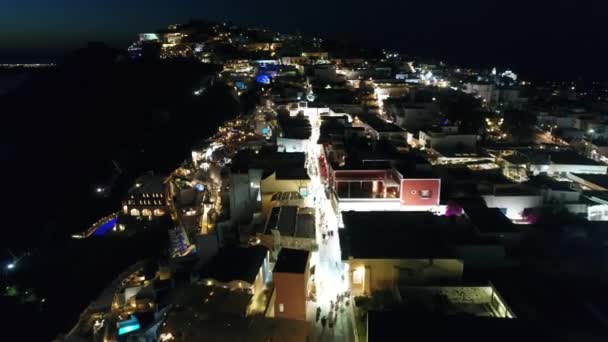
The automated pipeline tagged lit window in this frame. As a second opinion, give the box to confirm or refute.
[353,267,364,285]
[279,303,284,313]
[420,190,431,199]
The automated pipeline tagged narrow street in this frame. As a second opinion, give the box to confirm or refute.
[304,110,355,342]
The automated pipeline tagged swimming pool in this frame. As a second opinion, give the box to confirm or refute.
[92,217,118,236]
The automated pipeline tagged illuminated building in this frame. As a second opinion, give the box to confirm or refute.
[262,206,315,252]
[229,149,307,225]
[341,211,464,296]
[272,248,310,320]
[198,245,271,304]
[261,169,310,204]
[385,99,440,132]
[276,114,312,153]
[463,81,496,104]
[122,175,168,219]
[354,113,408,141]
[418,126,478,151]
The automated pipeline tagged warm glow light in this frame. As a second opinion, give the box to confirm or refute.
[353,266,365,285]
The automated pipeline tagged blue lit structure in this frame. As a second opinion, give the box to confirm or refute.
[256,74,271,84]
[235,81,247,90]
[195,184,205,192]
[261,127,270,135]
[117,316,141,336]
[93,217,118,236]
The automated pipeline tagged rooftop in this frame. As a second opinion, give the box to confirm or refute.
[357,114,405,133]
[278,115,312,140]
[518,148,603,166]
[341,211,456,259]
[273,248,310,274]
[169,284,252,317]
[159,311,311,342]
[230,149,305,173]
[199,245,268,284]
[501,153,529,165]
[570,173,608,190]
[265,206,315,239]
[527,175,578,192]
[464,207,517,234]
[275,168,310,180]
[367,311,555,342]
[130,174,165,194]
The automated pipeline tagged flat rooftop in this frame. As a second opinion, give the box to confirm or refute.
[275,168,310,180]
[464,207,517,233]
[199,245,268,284]
[341,211,455,259]
[130,174,165,194]
[230,149,305,173]
[273,248,309,274]
[357,114,405,133]
[265,206,315,239]
[518,148,602,166]
[367,311,555,342]
[570,173,608,190]
[169,284,252,317]
[159,310,311,341]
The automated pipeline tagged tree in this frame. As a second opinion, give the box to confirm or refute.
[441,91,484,132]
[503,108,537,143]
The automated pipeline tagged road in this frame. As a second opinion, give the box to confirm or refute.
[305,110,355,342]
[534,128,568,146]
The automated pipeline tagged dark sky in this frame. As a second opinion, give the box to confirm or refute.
[1,0,607,80]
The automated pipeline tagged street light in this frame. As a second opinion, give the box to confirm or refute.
[6,263,15,270]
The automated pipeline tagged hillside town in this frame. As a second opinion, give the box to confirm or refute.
[55,20,608,342]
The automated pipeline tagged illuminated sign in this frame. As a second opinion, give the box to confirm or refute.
[261,127,270,135]
[195,184,205,192]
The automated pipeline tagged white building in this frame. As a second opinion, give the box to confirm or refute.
[463,82,495,104]
[277,137,308,153]
[418,126,478,151]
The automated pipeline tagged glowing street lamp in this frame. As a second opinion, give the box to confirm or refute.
[6,262,15,270]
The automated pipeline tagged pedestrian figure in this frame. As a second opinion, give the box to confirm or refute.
[316,307,321,322]
[321,316,327,329]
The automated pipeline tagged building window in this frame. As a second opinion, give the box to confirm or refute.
[130,209,140,216]
[279,303,284,313]
[420,190,431,199]
[352,267,364,285]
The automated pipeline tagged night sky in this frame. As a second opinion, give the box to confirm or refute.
[1,0,607,80]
